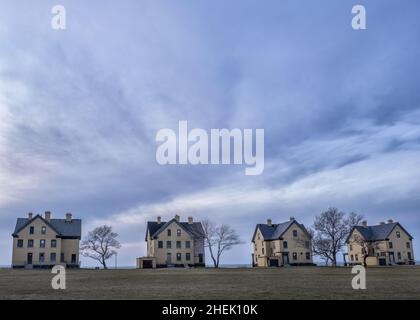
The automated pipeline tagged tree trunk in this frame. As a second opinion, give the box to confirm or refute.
[206,240,218,268]
[102,258,107,269]
[363,255,368,267]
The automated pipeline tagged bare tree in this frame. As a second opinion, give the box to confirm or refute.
[202,219,242,268]
[308,229,333,265]
[81,225,121,269]
[311,208,364,267]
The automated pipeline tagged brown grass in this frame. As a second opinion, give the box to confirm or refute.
[0,266,419,300]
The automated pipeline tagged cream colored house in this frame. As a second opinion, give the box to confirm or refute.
[252,217,314,267]
[346,220,415,266]
[12,211,81,269]
[138,215,205,268]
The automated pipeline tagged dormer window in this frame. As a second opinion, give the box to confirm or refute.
[41,226,46,235]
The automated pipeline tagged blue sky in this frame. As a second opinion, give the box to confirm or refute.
[0,0,420,267]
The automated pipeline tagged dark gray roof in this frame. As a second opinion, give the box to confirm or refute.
[351,222,413,242]
[146,219,205,241]
[13,215,81,239]
[253,220,310,241]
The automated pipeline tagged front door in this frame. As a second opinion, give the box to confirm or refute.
[282,253,289,265]
[143,260,153,269]
[71,254,77,264]
[389,252,395,264]
[379,258,387,266]
[198,254,203,264]
[166,252,172,264]
[27,253,33,265]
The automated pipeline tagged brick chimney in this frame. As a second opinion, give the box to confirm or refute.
[380,221,385,225]
[267,219,272,227]
[66,212,72,223]
[175,214,180,222]
[28,212,33,220]
[188,217,193,224]
[362,220,368,227]
[45,211,51,222]
[157,216,162,224]
[290,217,295,221]
[387,219,394,224]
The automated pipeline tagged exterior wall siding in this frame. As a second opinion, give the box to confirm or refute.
[12,216,80,268]
[147,221,205,267]
[252,221,313,267]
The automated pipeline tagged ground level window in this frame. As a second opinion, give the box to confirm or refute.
[350,254,354,261]
[408,252,412,260]
[39,253,45,263]
[186,253,191,261]
[306,252,310,260]
[51,253,56,262]
[397,252,401,260]
[355,254,359,261]
[176,253,181,261]
[292,252,297,260]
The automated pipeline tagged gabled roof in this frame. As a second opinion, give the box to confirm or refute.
[252,219,311,242]
[12,214,82,239]
[347,222,413,243]
[145,218,205,241]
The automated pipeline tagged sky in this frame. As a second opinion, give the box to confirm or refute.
[0,0,420,267]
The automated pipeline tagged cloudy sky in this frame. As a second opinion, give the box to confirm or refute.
[1,0,420,266]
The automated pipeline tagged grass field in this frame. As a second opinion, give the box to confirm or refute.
[1,266,419,300]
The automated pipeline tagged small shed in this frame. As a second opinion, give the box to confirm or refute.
[136,257,156,269]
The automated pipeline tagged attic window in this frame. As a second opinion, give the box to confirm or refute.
[41,226,46,235]
[167,229,171,237]
[29,226,34,235]
[396,231,401,238]
[293,230,298,237]
[177,229,181,237]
